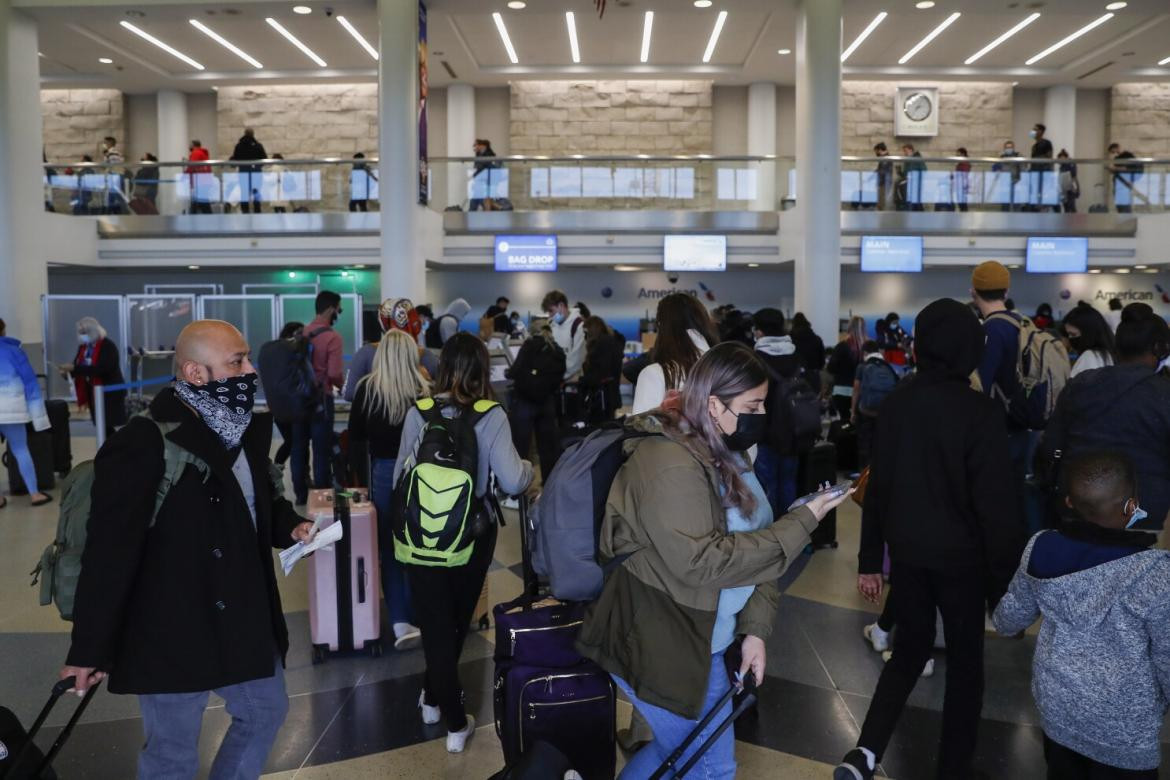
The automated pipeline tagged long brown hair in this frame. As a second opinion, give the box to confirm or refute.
[654,293,718,390]
[654,342,769,513]
[435,332,494,407]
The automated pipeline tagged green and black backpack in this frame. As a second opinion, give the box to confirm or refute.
[394,398,499,567]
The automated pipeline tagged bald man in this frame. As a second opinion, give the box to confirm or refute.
[61,319,313,780]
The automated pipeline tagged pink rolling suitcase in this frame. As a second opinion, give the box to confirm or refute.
[306,488,384,663]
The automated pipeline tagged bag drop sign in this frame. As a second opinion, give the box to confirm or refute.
[494,235,558,272]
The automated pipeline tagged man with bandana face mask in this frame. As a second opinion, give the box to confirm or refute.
[61,320,314,779]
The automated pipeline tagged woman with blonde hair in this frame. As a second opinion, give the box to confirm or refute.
[348,329,431,650]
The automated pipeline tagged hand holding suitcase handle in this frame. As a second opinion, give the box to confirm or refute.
[57,667,105,697]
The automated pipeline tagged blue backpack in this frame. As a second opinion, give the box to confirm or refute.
[857,358,900,416]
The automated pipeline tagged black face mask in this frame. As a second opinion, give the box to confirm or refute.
[719,405,768,452]
[330,308,342,326]
[1069,336,1087,355]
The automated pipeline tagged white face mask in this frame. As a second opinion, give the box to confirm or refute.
[78,333,92,345]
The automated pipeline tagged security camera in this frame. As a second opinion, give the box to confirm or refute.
[667,272,679,285]
[324,7,334,16]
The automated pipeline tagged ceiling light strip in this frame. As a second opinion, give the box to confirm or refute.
[188,19,263,69]
[841,12,888,63]
[119,20,205,70]
[701,10,728,64]
[336,16,378,61]
[641,11,654,64]
[898,11,961,65]
[566,11,580,64]
[1025,13,1113,65]
[492,12,519,64]
[1160,54,1170,66]
[265,17,327,68]
[964,12,1040,65]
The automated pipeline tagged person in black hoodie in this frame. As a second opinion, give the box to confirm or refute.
[1038,303,1170,533]
[835,298,1026,780]
[751,308,804,517]
[789,312,825,394]
[231,128,267,213]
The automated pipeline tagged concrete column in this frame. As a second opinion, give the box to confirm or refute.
[378,0,425,303]
[156,89,189,215]
[1043,85,1076,156]
[446,83,475,209]
[794,0,842,341]
[747,82,777,211]
[0,1,48,345]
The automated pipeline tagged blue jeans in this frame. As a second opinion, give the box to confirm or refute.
[137,660,288,780]
[0,423,38,495]
[309,396,335,489]
[286,419,311,504]
[371,457,412,626]
[754,443,798,519]
[613,653,735,780]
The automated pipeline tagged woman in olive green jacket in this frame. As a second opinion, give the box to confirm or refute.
[577,342,848,779]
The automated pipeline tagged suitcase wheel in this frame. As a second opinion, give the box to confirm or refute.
[311,644,328,665]
[365,639,383,658]
[478,615,490,631]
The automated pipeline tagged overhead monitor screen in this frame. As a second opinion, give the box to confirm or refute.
[663,235,727,272]
[860,236,924,273]
[494,235,558,272]
[1026,237,1088,274]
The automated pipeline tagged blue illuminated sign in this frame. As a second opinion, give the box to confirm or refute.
[1026,237,1088,274]
[494,235,558,272]
[860,236,923,272]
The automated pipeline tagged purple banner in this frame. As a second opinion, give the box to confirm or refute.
[418,0,428,204]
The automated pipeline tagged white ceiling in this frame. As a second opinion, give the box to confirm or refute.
[29,0,1170,92]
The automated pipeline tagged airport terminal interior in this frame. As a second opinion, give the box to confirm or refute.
[3,0,1170,777]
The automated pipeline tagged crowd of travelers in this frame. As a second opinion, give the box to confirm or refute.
[1,265,1166,780]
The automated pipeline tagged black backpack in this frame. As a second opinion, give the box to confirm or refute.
[257,328,325,422]
[766,371,822,455]
[510,336,566,403]
[425,314,457,349]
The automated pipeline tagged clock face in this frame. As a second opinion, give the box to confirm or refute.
[903,92,933,122]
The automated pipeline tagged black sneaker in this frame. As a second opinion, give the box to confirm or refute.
[834,749,875,780]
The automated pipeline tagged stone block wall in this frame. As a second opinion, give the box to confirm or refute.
[42,89,126,162]
[1109,83,1170,155]
[216,84,379,159]
[841,81,1013,157]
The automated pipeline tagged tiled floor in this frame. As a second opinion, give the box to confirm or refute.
[3,427,1168,778]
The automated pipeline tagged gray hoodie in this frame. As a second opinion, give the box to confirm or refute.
[439,298,472,345]
[994,532,1170,770]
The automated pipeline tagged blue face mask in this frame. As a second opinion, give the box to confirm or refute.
[1127,504,1147,529]
[551,311,565,325]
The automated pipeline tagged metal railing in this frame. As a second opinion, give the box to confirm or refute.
[41,154,1170,215]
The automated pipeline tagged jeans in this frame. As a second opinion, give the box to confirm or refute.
[753,443,798,518]
[371,457,412,626]
[1043,735,1157,780]
[857,562,986,778]
[0,423,38,495]
[613,652,735,780]
[286,419,311,504]
[137,659,288,780]
[309,397,335,489]
[509,395,561,482]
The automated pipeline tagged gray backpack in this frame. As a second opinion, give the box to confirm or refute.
[529,422,655,601]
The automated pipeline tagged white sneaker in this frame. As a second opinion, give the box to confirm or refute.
[564,772,584,780]
[880,651,935,678]
[446,714,475,753]
[501,496,520,510]
[418,690,441,725]
[394,622,422,651]
[862,623,890,653]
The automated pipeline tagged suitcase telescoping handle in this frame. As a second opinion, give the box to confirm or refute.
[647,673,757,780]
[12,676,102,777]
[516,493,540,598]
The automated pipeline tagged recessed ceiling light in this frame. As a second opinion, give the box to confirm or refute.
[507,0,526,8]
[641,11,654,63]
[37,51,45,57]
[1159,54,1170,66]
[189,19,263,69]
[916,1,936,8]
[98,57,113,64]
[1026,13,1113,65]
[265,17,327,67]
[965,12,1040,64]
[1116,268,1131,274]
[120,20,205,70]
[292,5,312,14]
[353,264,367,269]
[1143,268,1159,274]
[693,0,712,7]
[899,11,961,64]
[748,263,760,268]
[565,11,580,64]
[188,265,201,270]
[1105,1,1127,10]
[1089,268,1102,274]
[614,265,641,272]
[492,12,519,64]
[1012,80,1020,86]
[1008,264,1021,270]
[701,10,727,64]
[842,12,888,63]
[1135,264,1148,269]
[777,48,792,55]
[337,16,378,61]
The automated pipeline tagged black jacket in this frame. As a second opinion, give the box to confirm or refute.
[790,328,825,393]
[860,371,1026,602]
[756,346,802,454]
[1039,364,1170,529]
[231,135,268,173]
[72,338,126,427]
[827,341,859,389]
[67,389,305,694]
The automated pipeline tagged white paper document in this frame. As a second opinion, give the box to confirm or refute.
[279,521,344,576]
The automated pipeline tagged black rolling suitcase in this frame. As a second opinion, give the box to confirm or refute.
[3,424,55,496]
[0,676,101,780]
[799,442,838,549]
[827,420,858,475]
[44,401,71,477]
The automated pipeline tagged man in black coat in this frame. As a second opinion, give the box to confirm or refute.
[231,128,268,213]
[61,320,314,779]
[835,298,1026,780]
